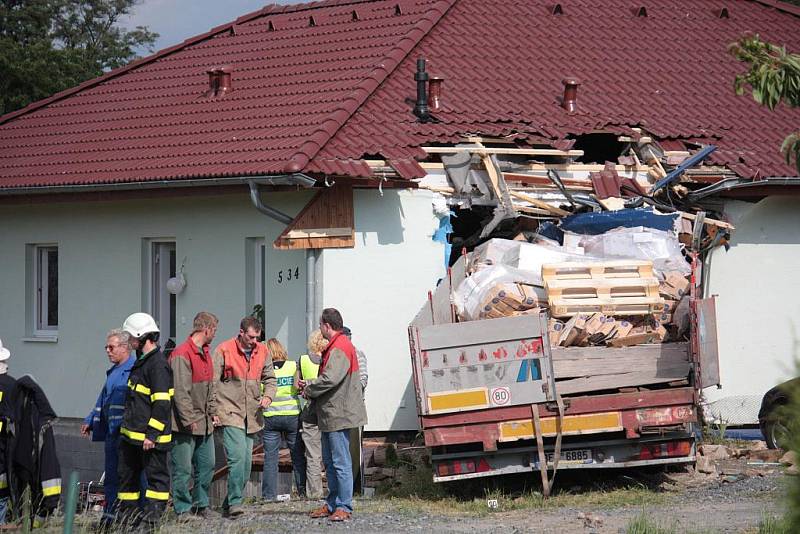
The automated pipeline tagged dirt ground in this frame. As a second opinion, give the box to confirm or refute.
[98,461,788,534]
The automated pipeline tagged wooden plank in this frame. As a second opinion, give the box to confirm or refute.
[515,205,556,216]
[678,211,735,231]
[555,364,691,395]
[285,227,353,239]
[422,146,585,157]
[551,343,688,361]
[509,190,570,216]
[553,351,689,379]
[607,333,658,347]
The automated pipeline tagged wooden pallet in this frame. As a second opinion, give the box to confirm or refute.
[543,261,664,317]
[541,260,654,281]
[549,298,664,317]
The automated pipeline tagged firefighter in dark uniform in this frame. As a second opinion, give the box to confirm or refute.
[117,313,173,531]
[0,338,16,524]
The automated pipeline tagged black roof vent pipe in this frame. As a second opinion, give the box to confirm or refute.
[413,58,430,122]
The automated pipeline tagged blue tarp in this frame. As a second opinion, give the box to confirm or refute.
[433,214,453,267]
[559,208,679,235]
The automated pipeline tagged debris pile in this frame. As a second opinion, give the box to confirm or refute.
[422,136,734,358]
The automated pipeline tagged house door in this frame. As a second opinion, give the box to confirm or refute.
[150,241,176,344]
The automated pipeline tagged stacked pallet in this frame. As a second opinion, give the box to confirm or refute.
[542,260,664,317]
[543,260,691,348]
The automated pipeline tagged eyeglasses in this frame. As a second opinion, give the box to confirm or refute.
[105,344,121,350]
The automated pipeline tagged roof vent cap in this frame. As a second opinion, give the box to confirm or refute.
[561,78,579,113]
[206,66,233,98]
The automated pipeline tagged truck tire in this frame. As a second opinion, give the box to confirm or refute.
[760,408,790,449]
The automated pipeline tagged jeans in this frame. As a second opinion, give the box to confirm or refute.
[222,427,254,508]
[0,497,7,524]
[321,429,353,514]
[170,433,215,513]
[261,415,306,499]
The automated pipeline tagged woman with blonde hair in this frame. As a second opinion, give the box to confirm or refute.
[297,330,327,499]
[261,338,305,500]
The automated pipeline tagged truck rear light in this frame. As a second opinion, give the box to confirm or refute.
[476,458,492,472]
[639,440,692,460]
[436,459,477,477]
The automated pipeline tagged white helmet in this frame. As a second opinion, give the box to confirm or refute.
[0,338,9,362]
[122,313,160,339]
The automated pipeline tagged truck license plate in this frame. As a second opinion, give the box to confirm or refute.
[545,449,592,464]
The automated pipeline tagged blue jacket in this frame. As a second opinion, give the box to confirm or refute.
[84,355,135,442]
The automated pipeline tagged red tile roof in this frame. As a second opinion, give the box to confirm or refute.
[1,0,799,190]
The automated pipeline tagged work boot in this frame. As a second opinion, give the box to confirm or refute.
[225,504,245,518]
[328,509,352,522]
[141,501,167,534]
[192,506,221,519]
[308,504,332,518]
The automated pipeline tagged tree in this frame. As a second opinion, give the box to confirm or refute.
[0,0,157,115]
[730,34,800,173]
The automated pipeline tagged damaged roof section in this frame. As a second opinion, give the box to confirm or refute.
[1,0,799,191]
[321,0,800,180]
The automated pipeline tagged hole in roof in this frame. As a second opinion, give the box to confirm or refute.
[309,15,316,27]
[351,9,360,21]
[716,7,730,19]
[268,20,275,31]
[551,3,563,15]
[394,4,403,16]
[635,6,648,17]
[571,134,626,164]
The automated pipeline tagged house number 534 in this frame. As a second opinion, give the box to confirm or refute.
[277,266,300,284]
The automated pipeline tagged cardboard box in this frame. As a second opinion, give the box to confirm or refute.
[664,271,690,298]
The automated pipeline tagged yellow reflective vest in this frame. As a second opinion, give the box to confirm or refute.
[264,360,300,417]
[299,354,319,380]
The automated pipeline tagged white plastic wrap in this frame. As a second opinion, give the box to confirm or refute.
[575,227,690,275]
[470,238,521,271]
[502,241,603,285]
[452,264,547,321]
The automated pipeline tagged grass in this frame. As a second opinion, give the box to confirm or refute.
[373,461,665,518]
[757,513,793,534]
[626,512,677,534]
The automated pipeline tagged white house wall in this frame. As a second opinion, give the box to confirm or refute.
[322,189,446,431]
[704,196,800,425]
[0,190,314,420]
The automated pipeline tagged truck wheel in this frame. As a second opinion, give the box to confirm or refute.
[761,414,790,449]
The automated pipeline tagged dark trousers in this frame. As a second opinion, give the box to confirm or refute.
[117,440,170,526]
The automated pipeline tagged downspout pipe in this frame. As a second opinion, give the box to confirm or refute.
[247,176,319,340]
[306,250,316,337]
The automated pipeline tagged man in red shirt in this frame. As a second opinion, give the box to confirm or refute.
[169,312,220,518]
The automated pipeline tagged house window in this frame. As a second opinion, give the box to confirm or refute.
[246,237,267,326]
[34,245,58,335]
[149,241,176,343]
[254,238,266,311]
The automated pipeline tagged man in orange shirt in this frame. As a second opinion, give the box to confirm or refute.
[212,317,276,517]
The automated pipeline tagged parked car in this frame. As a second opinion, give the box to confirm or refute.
[758,377,799,449]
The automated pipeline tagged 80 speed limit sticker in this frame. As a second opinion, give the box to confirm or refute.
[490,387,511,406]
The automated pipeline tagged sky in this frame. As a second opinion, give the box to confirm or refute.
[121,0,302,54]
